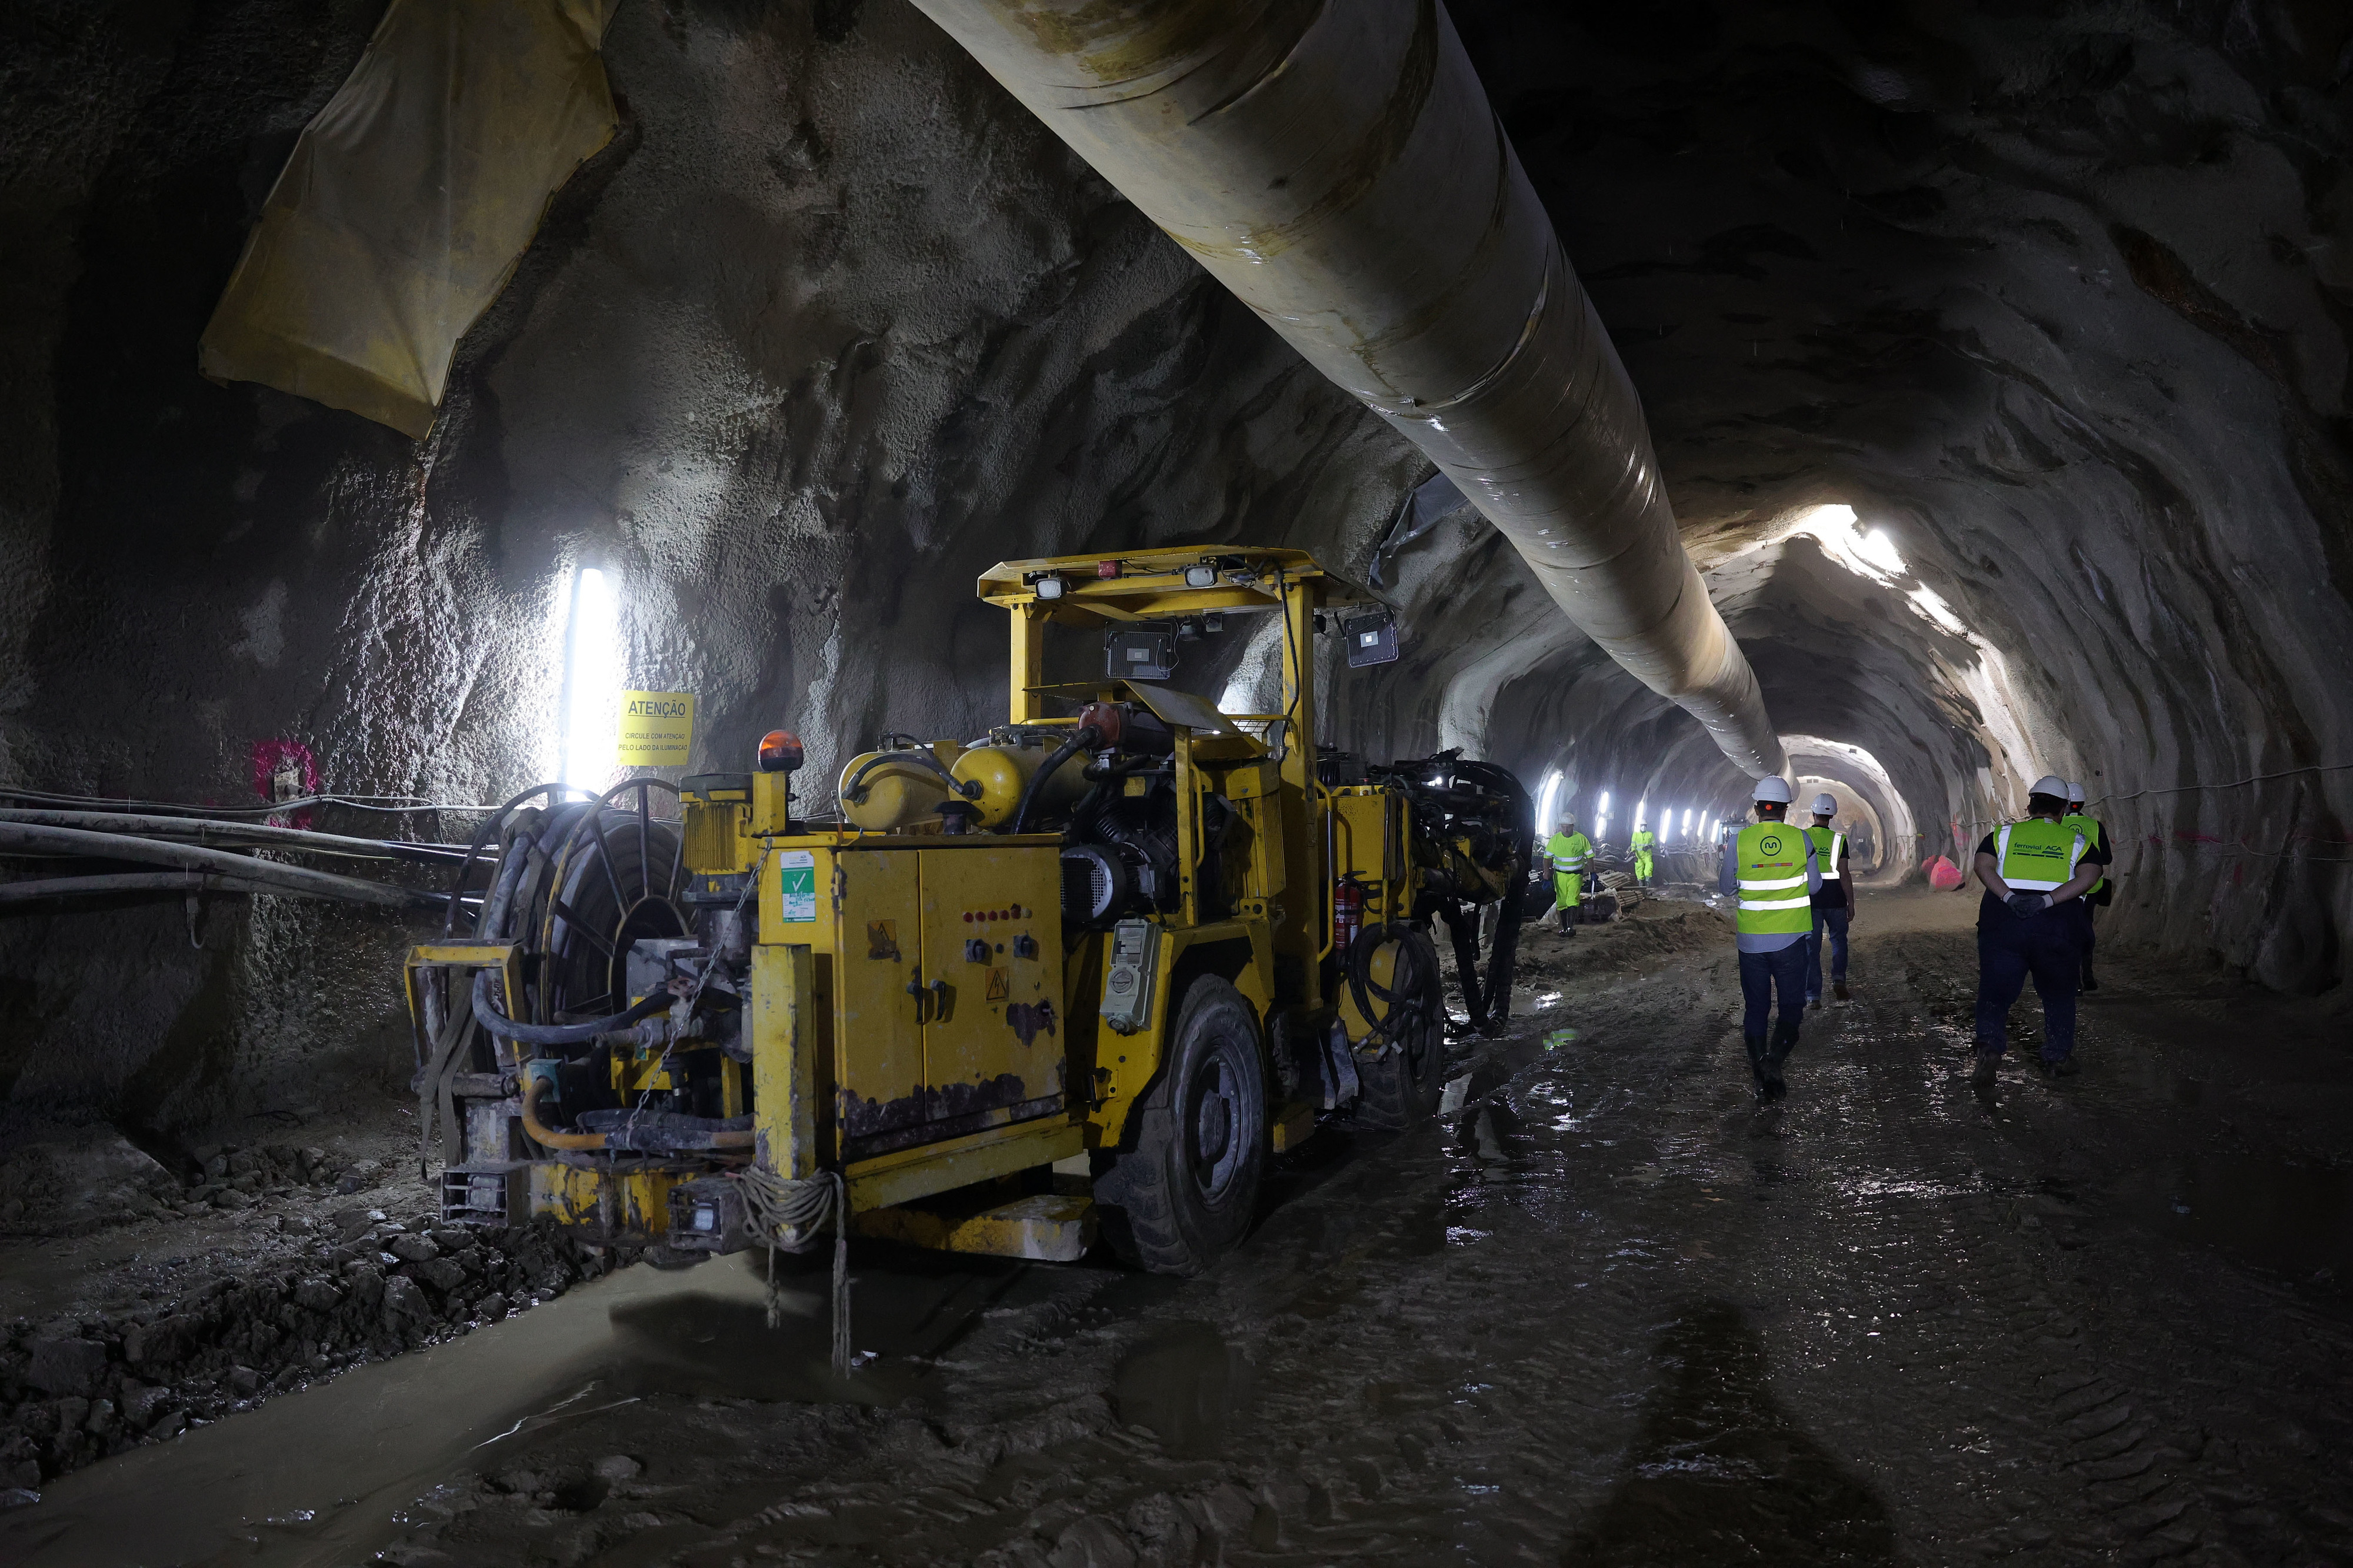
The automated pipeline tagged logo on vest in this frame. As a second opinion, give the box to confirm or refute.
[1760,834,1783,855]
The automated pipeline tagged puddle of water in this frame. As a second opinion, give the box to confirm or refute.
[1112,1320,1252,1459]
[0,1247,1019,1566]
[2115,1156,2353,1282]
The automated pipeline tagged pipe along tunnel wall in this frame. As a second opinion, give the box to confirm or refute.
[1,0,2349,1150]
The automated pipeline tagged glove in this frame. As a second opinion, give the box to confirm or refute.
[2005,891,2051,918]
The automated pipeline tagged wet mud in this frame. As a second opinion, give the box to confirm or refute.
[9,887,2353,1565]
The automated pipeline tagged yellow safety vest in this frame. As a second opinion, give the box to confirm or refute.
[1734,823,1814,936]
[2059,812,2105,896]
[1996,818,2085,892]
[1631,830,1656,854]
[1806,825,1845,882]
[1546,832,1591,875]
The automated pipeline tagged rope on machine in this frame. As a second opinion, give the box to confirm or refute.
[737,1165,853,1377]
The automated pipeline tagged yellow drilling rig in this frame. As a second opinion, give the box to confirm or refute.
[406,547,1534,1275]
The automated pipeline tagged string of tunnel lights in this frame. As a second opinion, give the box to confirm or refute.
[1532,768,1720,847]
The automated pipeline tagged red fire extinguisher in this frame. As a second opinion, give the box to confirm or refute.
[1332,878,1364,955]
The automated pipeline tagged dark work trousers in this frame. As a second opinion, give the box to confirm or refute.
[1739,939,1809,1063]
[2075,900,2098,985]
[1806,905,1851,1002]
[1975,912,2080,1062]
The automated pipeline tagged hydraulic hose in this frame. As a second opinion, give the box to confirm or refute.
[0,871,356,906]
[0,808,466,862]
[1347,923,1438,1048]
[519,1074,607,1152]
[1009,723,1102,835]
[0,822,436,907]
[576,1107,754,1152]
[442,781,575,936]
[841,747,980,804]
[471,967,670,1046]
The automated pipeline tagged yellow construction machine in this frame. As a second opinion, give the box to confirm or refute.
[406,547,1534,1275]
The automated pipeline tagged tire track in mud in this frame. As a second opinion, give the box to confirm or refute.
[346,896,2353,1567]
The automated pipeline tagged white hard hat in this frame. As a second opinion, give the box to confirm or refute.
[1810,793,1837,815]
[2029,775,2069,799]
[1752,777,1793,805]
[2065,781,2086,803]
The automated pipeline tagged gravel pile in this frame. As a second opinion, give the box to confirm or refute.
[0,1209,621,1497]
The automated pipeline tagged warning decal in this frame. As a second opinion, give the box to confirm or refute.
[616,690,695,765]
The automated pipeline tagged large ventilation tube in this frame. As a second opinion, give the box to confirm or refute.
[906,0,1783,778]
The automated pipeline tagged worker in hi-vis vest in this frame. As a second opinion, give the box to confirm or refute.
[2060,782,2113,993]
[1803,793,1855,1006]
[1630,822,1657,886]
[1970,774,2111,1085]
[1545,815,1593,936]
[1718,778,1821,1101]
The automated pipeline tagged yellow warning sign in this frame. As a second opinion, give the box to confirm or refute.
[616,691,695,765]
[985,967,1010,1002]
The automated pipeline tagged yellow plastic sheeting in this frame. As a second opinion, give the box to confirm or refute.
[199,0,622,439]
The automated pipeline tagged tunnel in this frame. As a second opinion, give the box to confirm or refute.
[3,0,2351,1560]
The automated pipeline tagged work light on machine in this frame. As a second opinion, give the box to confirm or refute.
[1028,572,1066,600]
[1184,563,1219,589]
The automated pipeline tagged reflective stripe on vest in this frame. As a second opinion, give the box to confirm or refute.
[2059,813,2106,895]
[1807,825,1846,881]
[1735,823,1814,936]
[1997,818,2085,892]
[1546,833,1591,875]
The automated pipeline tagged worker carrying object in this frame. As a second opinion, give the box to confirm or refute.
[1718,777,1821,1101]
[1803,792,1855,1006]
[2060,782,2113,994]
[1630,822,1657,886]
[1545,815,1593,936]
[1969,774,2111,1085]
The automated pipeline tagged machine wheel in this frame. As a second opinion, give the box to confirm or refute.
[1097,976,1268,1277]
[1349,928,1446,1130]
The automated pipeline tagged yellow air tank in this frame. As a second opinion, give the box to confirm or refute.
[838,743,957,831]
[951,734,1091,829]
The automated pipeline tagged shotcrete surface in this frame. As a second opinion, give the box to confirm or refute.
[8,889,2351,1566]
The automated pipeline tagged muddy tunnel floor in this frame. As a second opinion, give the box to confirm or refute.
[8,886,2353,1568]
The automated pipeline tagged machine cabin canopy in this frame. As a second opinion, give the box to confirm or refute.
[976,547,1385,626]
[979,546,1387,732]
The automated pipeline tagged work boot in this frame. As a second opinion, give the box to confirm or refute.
[2080,966,2099,993]
[1745,1036,1771,1098]
[1834,982,1851,1002]
[1762,1056,1788,1100]
[2040,1056,2080,1078]
[1969,1050,1999,1087]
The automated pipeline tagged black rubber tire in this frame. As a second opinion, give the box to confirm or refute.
[1096,976,1268,1277]
[1349,928,1447,1130]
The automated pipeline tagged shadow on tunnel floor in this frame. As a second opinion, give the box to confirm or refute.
[1566,1301,1901,1567]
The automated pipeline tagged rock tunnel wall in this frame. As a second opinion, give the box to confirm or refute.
[2,0,2348,1138]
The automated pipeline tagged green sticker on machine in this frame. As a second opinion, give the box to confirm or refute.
[778,850,817,922]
